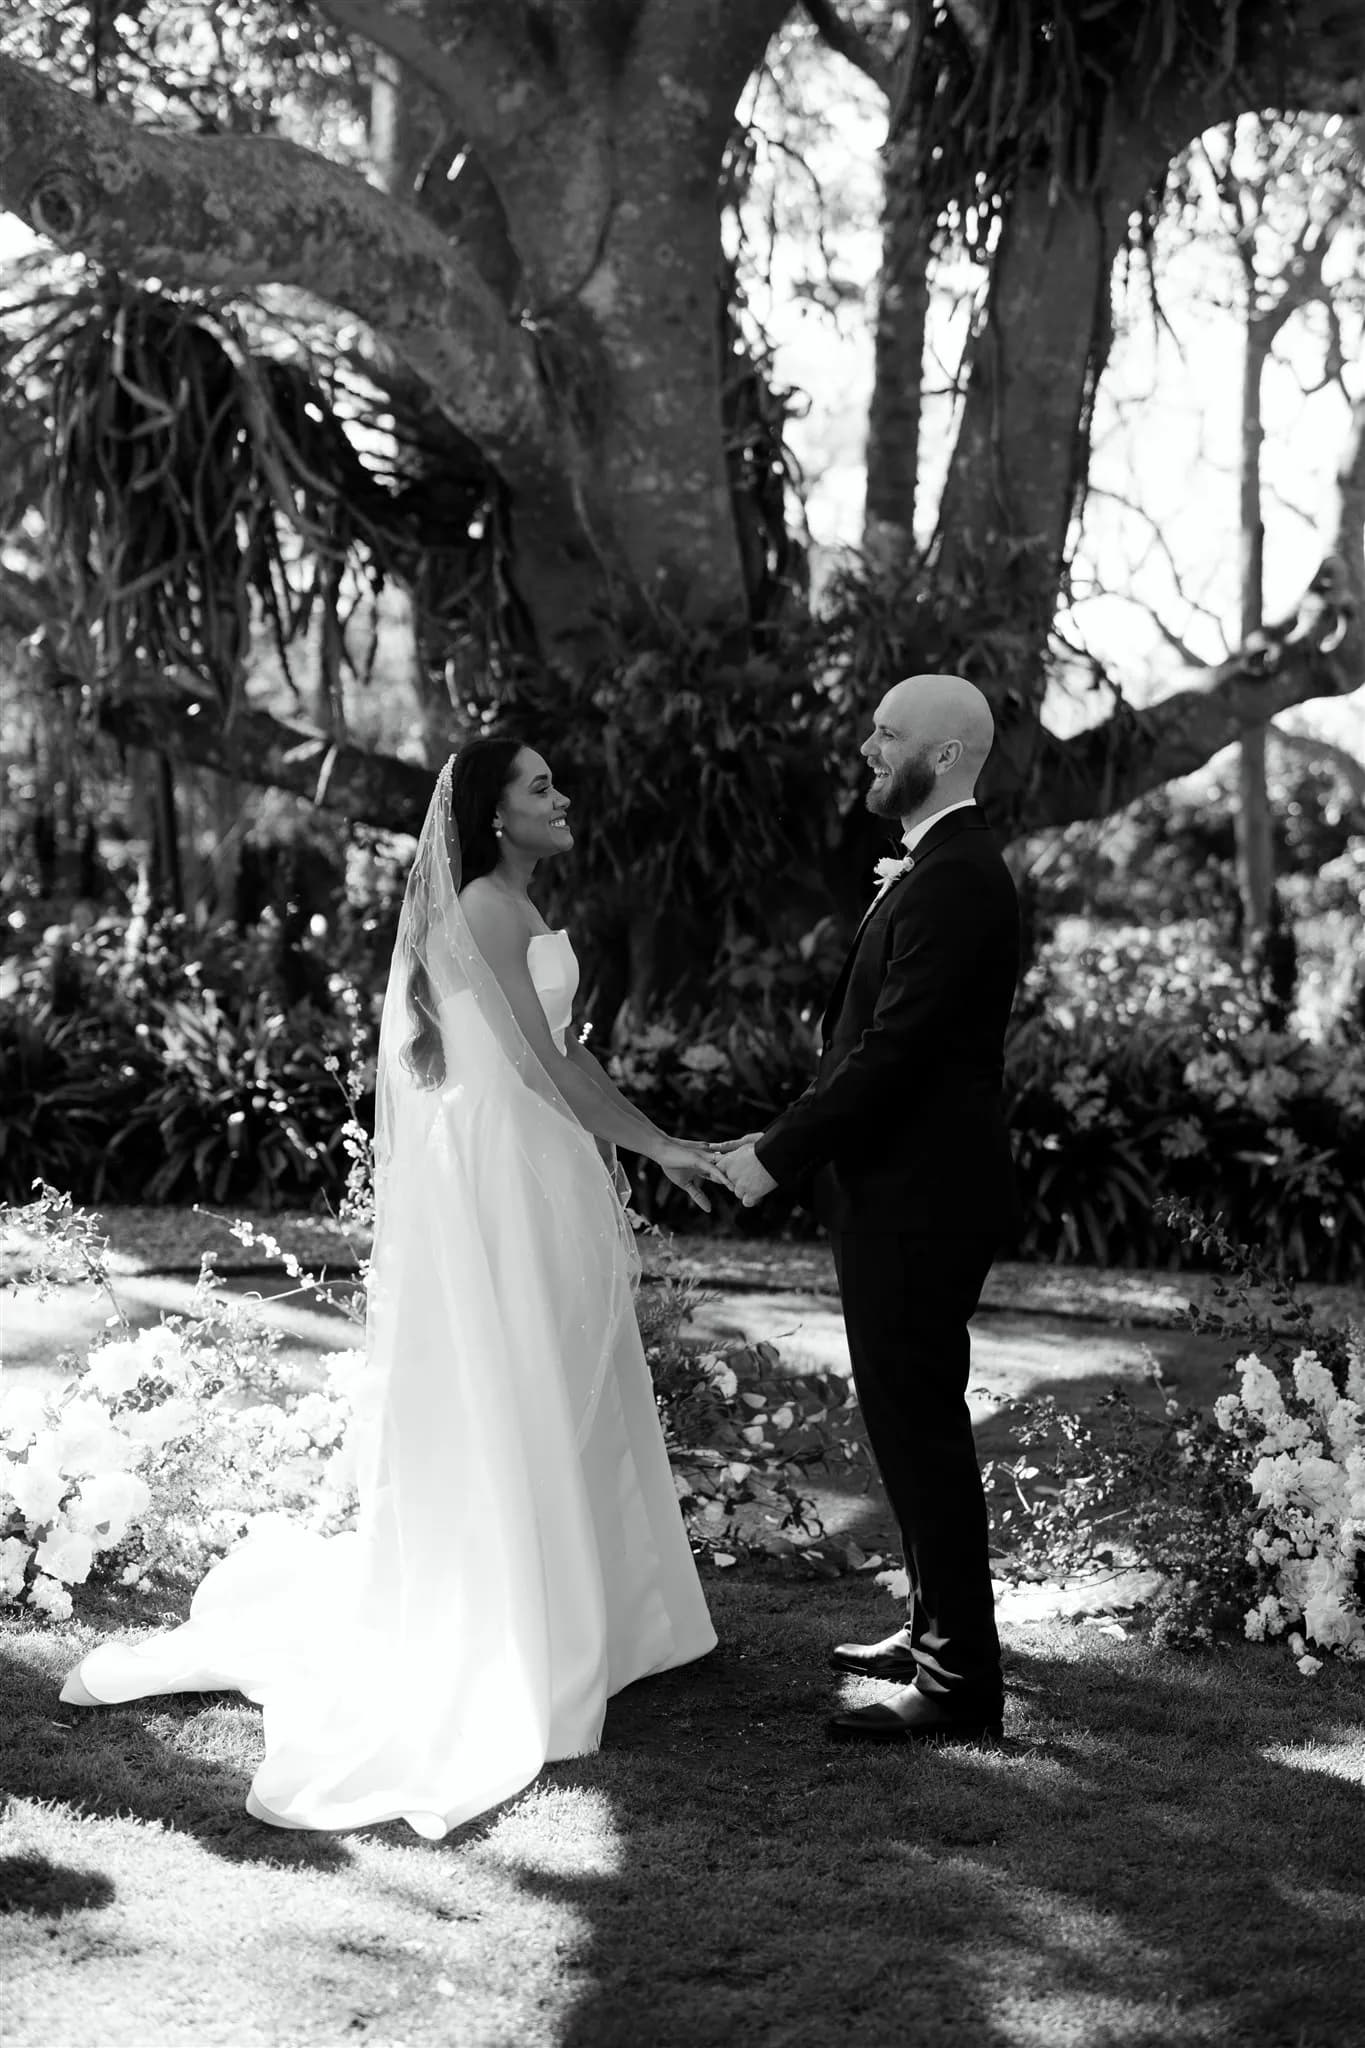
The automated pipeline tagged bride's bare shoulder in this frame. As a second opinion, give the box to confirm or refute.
[460,878,529,959]
[458,875,503,909]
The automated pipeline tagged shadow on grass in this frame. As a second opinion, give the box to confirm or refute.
[479,1579,1365,2048]
[0,1641,352,1873]
[0,1853,116,1916]
[794,1346,1245,1561]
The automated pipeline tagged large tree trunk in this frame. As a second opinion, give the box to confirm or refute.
[933,175,1126,632]
[0,3,787,673]
[312,0,789,655]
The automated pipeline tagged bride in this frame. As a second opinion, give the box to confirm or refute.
[61,738,722,1836]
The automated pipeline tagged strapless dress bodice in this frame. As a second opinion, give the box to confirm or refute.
[528,930,579,1053]
[436,930,579,1078]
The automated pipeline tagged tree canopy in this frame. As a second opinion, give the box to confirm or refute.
[1,1,1363,884]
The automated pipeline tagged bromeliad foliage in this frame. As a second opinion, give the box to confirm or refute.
[6,270,480,722]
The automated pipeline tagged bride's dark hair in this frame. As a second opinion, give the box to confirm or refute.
[403,736,524,1084]
[450,736,525,883]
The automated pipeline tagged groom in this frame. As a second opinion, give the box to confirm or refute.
[719,673,1022,1743]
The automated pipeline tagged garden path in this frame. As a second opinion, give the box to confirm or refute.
[1,1213,1255,1609]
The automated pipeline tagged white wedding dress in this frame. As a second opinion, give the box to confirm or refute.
[61,932,716,1836]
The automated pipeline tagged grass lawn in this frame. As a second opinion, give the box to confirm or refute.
[3,1578,1362,2048]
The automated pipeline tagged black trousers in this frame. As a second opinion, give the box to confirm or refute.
[831,1231,1002,1711]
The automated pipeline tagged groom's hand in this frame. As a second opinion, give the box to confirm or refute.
[718,1141,777,1208]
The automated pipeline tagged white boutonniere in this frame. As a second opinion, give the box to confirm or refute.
[871,853,915,897]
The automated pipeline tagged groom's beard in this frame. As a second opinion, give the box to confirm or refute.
[867,749,937,820]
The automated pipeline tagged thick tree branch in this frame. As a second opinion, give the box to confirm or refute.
[93,687,436,837]
[1014,396,1365,834]
[800,0,894,94]
[313,0,508,125]
[2,558,439,833]
[313,0,614,302]
[0,52,553,488]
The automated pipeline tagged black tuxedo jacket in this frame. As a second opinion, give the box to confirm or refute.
[755,805,1023,1239]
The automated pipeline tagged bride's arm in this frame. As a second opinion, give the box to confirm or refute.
[461,889,675,1161]
[561,1034,670,1151]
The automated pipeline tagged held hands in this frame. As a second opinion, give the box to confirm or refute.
[655,1138,732,1212]
[653,1131,779,1211]
[708,1132,778,1208]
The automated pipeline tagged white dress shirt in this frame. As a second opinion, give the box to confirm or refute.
[901,797,978,856]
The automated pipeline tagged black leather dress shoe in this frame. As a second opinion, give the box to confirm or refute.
[827,1686,1003,1746]
[828,1628,920,1682]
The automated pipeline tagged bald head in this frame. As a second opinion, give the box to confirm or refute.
[863,672,994,826]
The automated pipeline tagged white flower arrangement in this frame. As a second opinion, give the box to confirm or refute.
[1,1301,364,1619]
[1215,1343,1365,1671]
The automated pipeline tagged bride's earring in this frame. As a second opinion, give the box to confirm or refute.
[493,822,504,838]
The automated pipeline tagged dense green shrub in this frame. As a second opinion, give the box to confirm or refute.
[617,923,1365,1275]
[1,913,370,1211]
[5,904,1365,1277]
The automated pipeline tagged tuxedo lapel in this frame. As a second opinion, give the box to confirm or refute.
[819,807,989,1042]
[819,864,913,1039]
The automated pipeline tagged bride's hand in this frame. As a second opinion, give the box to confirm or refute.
[655,1138,729,1212]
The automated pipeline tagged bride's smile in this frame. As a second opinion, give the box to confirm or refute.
[493,748,576,861]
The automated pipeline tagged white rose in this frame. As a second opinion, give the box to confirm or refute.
[1293,1456,1344,1516]
[7,1452,68,1526]
[65,1471,153,1551]
[320,1349,365,1399]
[1238,1355,1284,1421]
[119,1398,199,1449]
[0,1382,52,1452]
[1213,1394,1241,1433]
[34,1524,95,1586]
[290,1392,344,1446]
[28,1573,73,1621]
[1325,1397,1362,1461]
[84,1339,148,1401]
[133,1325,188,1381]
[1346,1348,1365,1409]
[51,1398,132,1477]
[0,1534,33,1600]
[1301,1558,1365,1653]
[1292,1351,1339,1418]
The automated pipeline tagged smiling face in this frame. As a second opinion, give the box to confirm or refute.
[494,747,573,861]
[861,700,940,820]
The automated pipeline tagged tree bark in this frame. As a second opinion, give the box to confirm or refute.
[1235,324,1274,950]
[0,3,787,664]
[863,119,930,571]
[0,55,544,473]
[316,0,790,637]
[933,170,1135,644]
